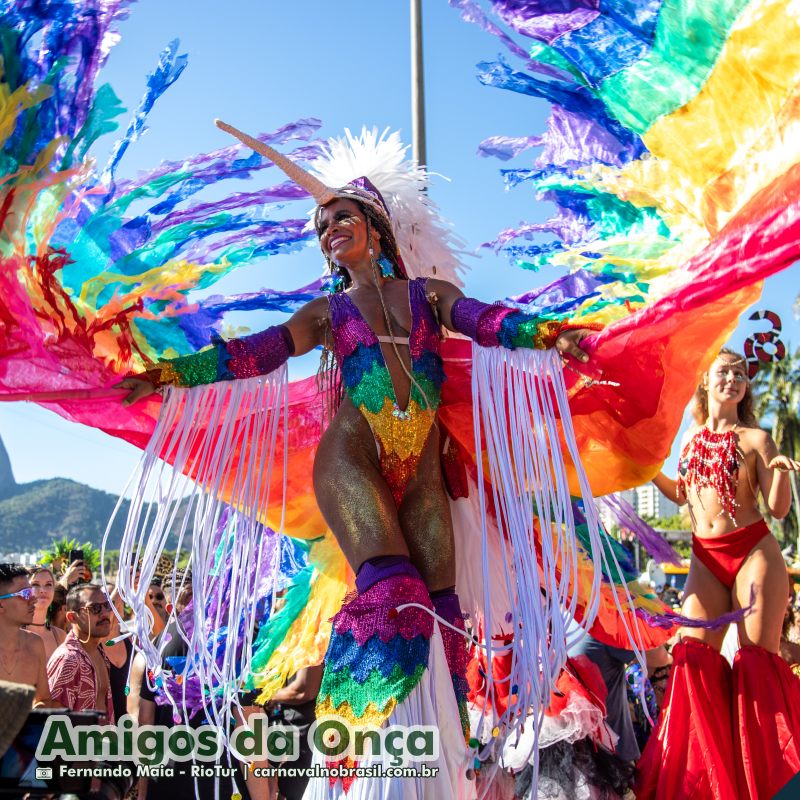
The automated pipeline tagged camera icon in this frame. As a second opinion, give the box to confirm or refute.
[35,766,53,780]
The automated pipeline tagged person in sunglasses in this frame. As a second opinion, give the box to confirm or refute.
[0,563,57,708]
[47,583,114,721]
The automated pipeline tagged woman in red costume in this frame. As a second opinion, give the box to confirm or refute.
[636,349,800,800]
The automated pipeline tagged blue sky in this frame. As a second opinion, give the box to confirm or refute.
[0,0,797,494]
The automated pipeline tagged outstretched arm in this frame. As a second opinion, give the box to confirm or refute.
[755,429,797,519]
[426,278,596,361]
[117,296,328,405]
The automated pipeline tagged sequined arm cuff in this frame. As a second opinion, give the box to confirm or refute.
[142,324,295,388]
[451,297,565,350]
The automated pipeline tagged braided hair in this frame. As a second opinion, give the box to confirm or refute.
[313,197,406,425]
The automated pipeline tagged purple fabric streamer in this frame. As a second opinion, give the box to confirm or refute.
[482,212,591,250]
[599,493,683,566]
[449,0,536,61]
[103,39,188,184]
[489,0,600,44]
[5,0,130,153]
[637,586,756,630]
[511,268,613,306]
[536,105,635,168]
[175,281,322,348]
[183,218,313,263]
[116,122,324,194]
[155,515,282,718]
[478,134,543,160]
[149,183,311,233]
[476,57,643,154]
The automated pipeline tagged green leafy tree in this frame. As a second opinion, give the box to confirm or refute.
[753,344,800,550]
[39,536,101,578]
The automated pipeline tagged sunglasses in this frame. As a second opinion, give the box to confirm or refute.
[81,601,112,615]
[0,587,36,601]
[149,592,165,601]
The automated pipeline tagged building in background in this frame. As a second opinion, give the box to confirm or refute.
[635,483,680,521]
[597,484,680,532]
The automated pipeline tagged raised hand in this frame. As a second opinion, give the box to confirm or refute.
[555,328,593,363]
[113,376,158,406]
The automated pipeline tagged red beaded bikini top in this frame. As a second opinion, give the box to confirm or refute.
[677,426,740,521]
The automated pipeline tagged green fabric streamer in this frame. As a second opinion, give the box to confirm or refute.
[244,564,313,690]
[598,0,751,132]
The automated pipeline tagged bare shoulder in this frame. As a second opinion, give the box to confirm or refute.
[296,295,329,319]
[425,277,461,295]
[424,278,464,309]
[737,425,772,449]
[21,628,47,658]
[680,425,701,450]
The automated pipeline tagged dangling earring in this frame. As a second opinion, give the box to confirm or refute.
[322,258,344,294]
[377,252,395,279]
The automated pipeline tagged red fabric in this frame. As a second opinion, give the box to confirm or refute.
[546,655,607,718]
[692,519,771,589]
[733,645,800,799]
[635,638,737,800]
[467,629,514,718]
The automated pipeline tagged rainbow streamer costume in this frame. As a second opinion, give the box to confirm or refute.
[2,1,800,797]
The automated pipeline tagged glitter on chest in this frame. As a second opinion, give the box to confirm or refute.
[329,281,445,504]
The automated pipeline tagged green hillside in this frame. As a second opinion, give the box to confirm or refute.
[0,436,191,555]
[0,477,129,552]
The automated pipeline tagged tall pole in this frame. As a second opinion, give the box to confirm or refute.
[410,0,427,168]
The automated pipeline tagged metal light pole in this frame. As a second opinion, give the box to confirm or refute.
[410,0,427,168]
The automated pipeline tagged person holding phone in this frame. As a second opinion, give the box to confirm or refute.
[59,549,92,589]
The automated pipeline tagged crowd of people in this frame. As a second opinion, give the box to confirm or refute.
[0,558,328,799]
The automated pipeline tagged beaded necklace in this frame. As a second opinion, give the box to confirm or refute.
[677,426,740,521]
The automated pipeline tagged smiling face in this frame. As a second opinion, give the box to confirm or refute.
[316,198,380,267]
[706,354,749,406]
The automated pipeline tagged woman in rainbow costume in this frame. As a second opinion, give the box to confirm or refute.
[118,123,597,798]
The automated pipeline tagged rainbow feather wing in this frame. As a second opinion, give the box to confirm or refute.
[458,0,799,322]
[445,0,800,645]
[0,2,321,400]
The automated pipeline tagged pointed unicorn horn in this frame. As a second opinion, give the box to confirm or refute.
[215,119,335,205]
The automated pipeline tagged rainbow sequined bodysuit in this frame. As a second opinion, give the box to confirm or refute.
[329,278,444,506]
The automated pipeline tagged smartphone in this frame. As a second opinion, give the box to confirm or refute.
[68,548,84,564]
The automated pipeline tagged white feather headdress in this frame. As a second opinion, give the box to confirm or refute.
[215,120,466,286]
[309,128,466,285]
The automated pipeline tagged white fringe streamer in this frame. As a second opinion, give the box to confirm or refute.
[102,368,288,757]
[469,345,648,791]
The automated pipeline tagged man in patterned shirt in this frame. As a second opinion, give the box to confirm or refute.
[47,583,114,721]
